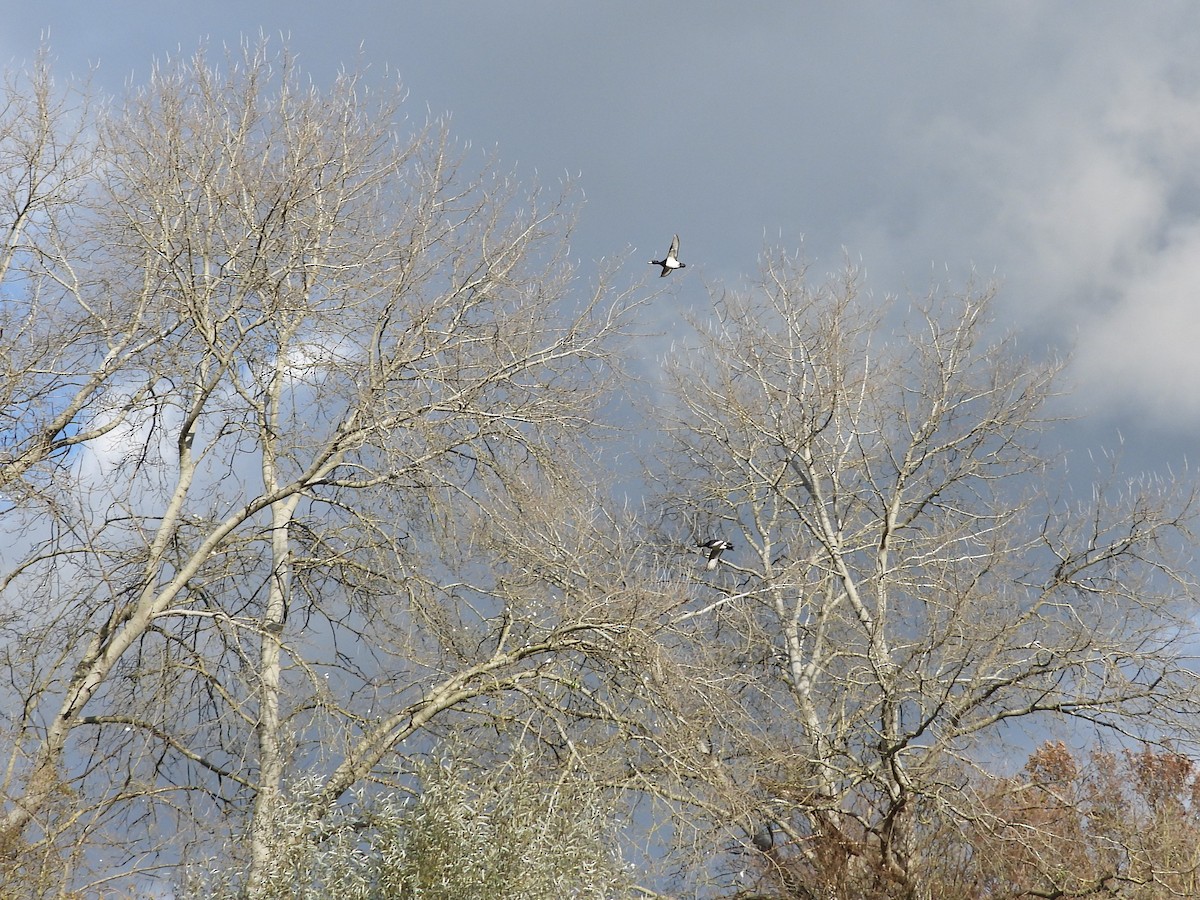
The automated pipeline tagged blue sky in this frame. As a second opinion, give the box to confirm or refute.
[5,1,1200,472]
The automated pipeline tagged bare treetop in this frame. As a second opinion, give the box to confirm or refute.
[646,249,1200,896]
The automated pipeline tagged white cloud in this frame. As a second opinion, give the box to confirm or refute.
[1075,220,1200,419]
[1010,56,1200,424]
[844,7,1200,429]
[70,388,183,498]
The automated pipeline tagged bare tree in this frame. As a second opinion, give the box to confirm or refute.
[0,50,145,498]
[0,41,644,896]
[7,41,1199,900]
[643,250,1200,897]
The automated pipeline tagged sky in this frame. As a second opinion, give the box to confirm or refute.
[4,1,1200,475]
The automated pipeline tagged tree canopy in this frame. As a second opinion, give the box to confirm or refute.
[2,42,1198,900]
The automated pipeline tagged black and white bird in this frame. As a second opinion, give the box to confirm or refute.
[650,234,686,277]
[699,538,733,570]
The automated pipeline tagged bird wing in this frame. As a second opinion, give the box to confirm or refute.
[668,234,680,258]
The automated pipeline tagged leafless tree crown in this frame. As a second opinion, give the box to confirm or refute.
[2,44,1198,900]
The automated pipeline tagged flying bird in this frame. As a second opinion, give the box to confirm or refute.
[699,538,733,570]
[650,234,686,277]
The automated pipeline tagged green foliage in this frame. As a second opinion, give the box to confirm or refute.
[179,755,634,900]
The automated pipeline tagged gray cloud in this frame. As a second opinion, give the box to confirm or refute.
[3,2,1199,437]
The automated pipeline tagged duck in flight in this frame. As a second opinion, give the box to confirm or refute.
[699,538,733,570]
[650,234,686,277]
